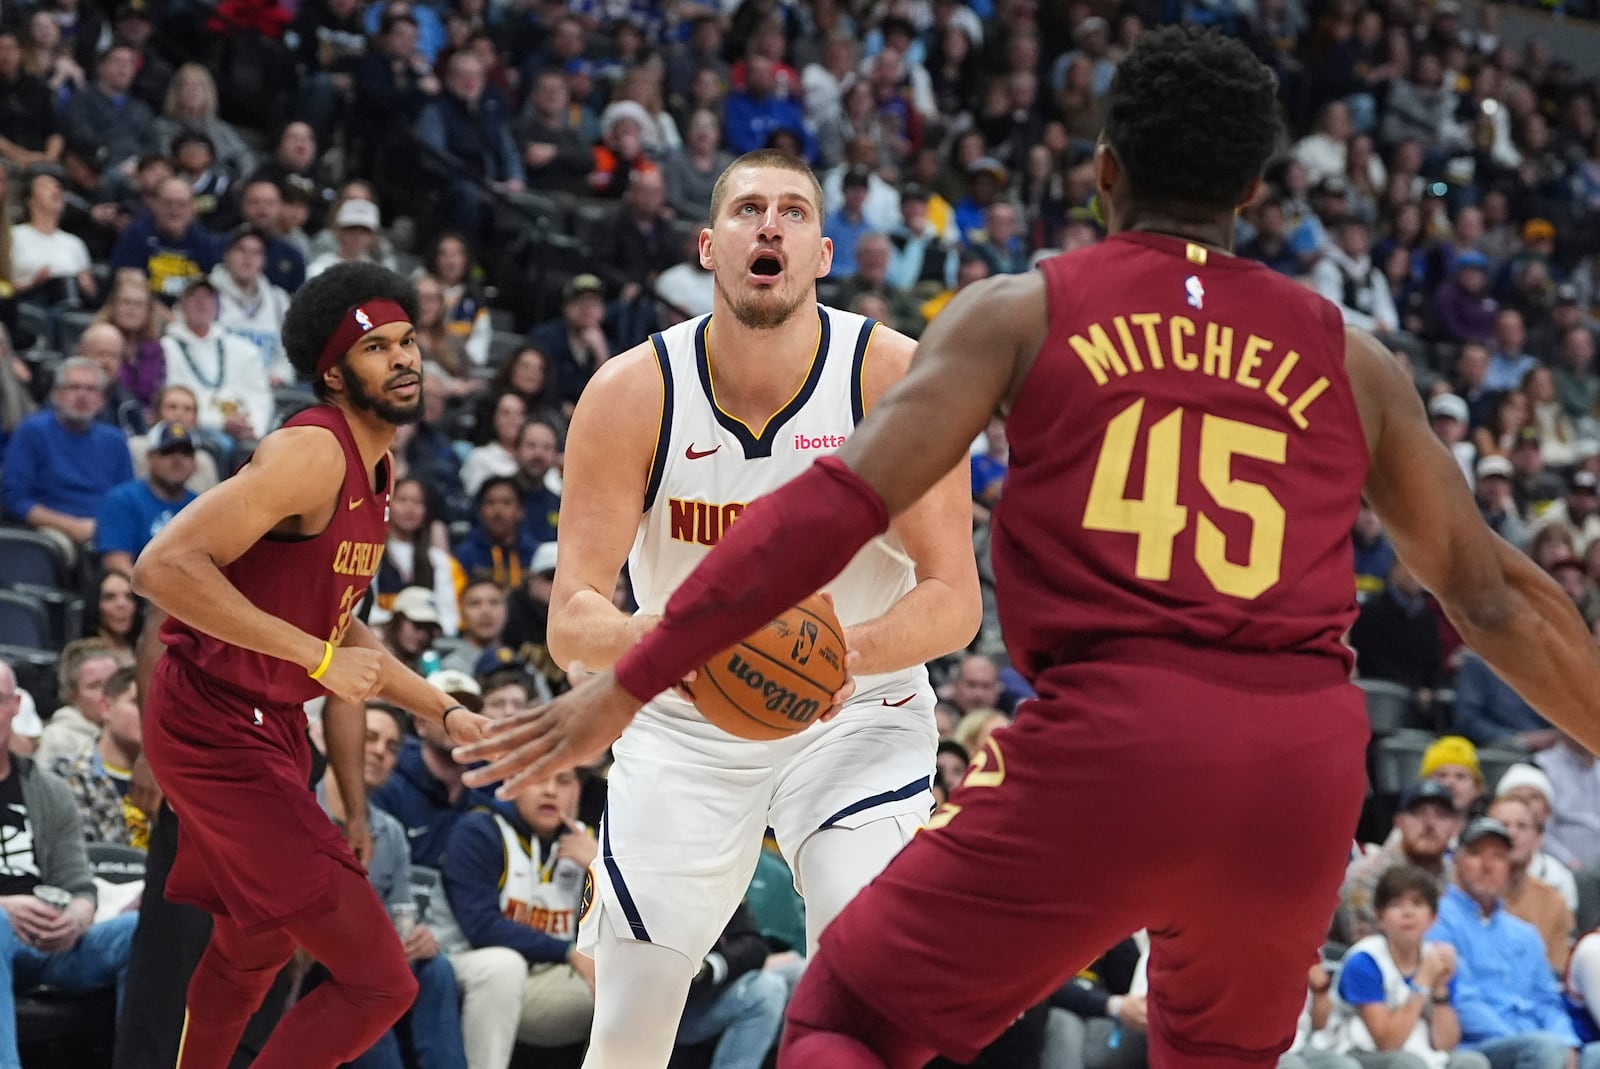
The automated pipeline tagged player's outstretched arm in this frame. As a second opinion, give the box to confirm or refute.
[545,343,665,673]
[841,326,983,675]
[132,427,349,677]
[1351,329,1600,755]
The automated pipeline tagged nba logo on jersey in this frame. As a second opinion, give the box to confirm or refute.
[1185,276,1205,310]
[354,308,373,331]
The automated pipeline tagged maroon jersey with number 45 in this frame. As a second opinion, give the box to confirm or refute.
[161,404,392,708]
[993,231,1370,687]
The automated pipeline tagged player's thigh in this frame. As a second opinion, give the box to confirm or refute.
[1142,696,1368,1067]
[812,724,1158,1064]
[769,712,936,894]
[583,729,773,962]
[793,813,922,953]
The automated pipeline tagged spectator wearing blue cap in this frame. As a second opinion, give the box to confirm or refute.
[95,421,199,576]
[1427,818,1598,1068]
[1337,781,1461,946]
[1436,252,1499,347]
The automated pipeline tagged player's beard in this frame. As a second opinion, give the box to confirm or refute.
[716,271,810,331]
[343,358,423,426]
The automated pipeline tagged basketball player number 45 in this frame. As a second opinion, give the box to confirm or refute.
[1084,400,1286,601]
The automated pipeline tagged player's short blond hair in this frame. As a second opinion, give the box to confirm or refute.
[707,150,826,224]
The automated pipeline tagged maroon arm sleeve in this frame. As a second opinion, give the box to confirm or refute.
[613,456,890,702]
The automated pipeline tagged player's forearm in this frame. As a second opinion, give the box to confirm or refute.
[548,589,651,672]
[132,549,326,672]
[344,620,453,725]
[846,578,981,677]
[25,504,85,536]
[1447,542,1600,755]
[322,696,366,827]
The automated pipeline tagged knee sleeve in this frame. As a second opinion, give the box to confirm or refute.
[582,931,694,1069]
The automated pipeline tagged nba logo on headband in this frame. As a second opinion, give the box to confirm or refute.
[354,308,373,331]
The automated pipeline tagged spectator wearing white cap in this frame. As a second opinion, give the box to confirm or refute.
[1474,454,1528,548]
[1430,392,1478,487]
[305,197,384,280]
[1535,734,1600,871]
[382,586,444,676]
[1496,764,1579,913]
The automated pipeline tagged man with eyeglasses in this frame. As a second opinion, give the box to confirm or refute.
[0,355,133,564]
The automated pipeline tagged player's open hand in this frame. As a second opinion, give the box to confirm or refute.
[454,669,641,799]
[319,647,383,703]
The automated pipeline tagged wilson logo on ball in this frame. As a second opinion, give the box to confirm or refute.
[724,654,822,724]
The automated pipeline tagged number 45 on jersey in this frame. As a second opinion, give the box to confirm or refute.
[1084,399,1286,601]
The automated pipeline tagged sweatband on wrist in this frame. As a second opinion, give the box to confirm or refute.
[614,456,889,702]
[308,640,335,680]
[316,298,411,374]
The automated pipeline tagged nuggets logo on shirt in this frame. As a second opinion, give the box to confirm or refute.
[667,498,746,547]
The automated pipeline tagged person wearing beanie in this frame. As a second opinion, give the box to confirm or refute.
[1421,735,1486,819]
[1495,764,1578,913]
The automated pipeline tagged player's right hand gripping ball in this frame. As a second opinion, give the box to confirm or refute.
[687,593,847,740]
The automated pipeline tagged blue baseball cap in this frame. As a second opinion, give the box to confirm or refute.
[150,421,196,454]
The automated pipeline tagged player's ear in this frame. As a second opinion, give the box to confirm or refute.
[698,226,714,271]
[1093,142,1117,195]
[322,365,343,395]
[817,235,833,280]
[1237,178,1266,213]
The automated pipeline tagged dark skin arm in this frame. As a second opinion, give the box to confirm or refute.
[457,273,1044,795]
[132,427,384,703]
[321,696,373,866]
[1347,327,1600,752]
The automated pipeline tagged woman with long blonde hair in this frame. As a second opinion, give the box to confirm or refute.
[153,64,257,179]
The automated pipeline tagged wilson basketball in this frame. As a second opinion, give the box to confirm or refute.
[687,594,848,740]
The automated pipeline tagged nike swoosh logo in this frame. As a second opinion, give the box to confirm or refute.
[406,827,428,838]
[7,805,25,815]
[348,497,364,510]
[881,694,915,707]
[685,444,721,460]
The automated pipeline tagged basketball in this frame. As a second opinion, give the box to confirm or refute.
[687,594,848,740]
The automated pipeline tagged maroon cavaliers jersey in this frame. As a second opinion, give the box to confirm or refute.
[162,405,391,708]
[993,231,1369,687]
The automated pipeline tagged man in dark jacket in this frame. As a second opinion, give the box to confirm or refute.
[0,659,139,1062]
[673,901,792,1068]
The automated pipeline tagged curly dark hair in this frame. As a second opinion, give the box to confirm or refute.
[1103,26,1282,214]
[282,262,419,398]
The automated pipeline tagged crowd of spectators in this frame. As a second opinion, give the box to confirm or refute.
[0,0,1596,1063]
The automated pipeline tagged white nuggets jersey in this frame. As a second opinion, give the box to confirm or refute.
[628,305,931,715]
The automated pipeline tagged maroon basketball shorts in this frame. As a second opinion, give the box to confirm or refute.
[815,658,1369,1067]
[144,655,365,934]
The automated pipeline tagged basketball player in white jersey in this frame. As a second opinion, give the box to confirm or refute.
[548,149,979,1067]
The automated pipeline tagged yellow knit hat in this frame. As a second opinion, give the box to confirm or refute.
[1419,735,1482,784]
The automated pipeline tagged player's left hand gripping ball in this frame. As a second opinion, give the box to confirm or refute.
[454,670,640,798]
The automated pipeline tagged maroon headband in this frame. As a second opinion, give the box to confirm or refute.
[316,298,411,374]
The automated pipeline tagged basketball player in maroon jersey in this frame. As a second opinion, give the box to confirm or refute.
[133,262,489,1069]
[459,27,1600,1069]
